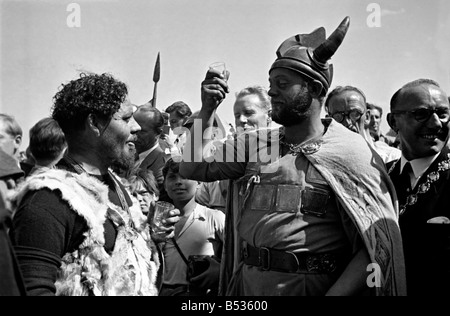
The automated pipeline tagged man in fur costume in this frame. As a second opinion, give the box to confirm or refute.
[9,73,177,296]
[180,17,406,296]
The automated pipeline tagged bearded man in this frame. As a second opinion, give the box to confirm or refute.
[9,73,177,296]
[180,17,406,296]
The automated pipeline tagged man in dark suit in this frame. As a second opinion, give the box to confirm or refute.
[387,78,450,296]
[0,148,26,296]
[133,103,170,202]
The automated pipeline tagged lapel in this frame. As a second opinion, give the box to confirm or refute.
[140,145,162,170]
[388,159,408,204]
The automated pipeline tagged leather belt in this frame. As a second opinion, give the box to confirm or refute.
[242,244,345,274]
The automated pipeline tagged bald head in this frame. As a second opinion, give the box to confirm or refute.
[134,104,164,132]
[133,103,164,154]
[390,79,443,112]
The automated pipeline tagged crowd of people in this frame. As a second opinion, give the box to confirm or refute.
[1,16,449,296]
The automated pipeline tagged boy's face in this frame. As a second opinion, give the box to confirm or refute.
[164,169,198,203]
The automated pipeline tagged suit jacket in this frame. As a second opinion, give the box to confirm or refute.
[138,145,171,203]
[388,146,450,296]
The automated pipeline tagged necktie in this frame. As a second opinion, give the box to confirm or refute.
[401,161,413,193]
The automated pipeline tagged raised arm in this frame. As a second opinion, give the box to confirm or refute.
[183,68,229,165]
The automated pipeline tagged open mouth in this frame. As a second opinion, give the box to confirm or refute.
[126,137,137,149]
[422,134,438,140]
[420,131,445,141]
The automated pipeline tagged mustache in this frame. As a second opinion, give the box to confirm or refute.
[127,136,138,143]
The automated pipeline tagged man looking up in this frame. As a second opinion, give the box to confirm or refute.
[180,17,406,296]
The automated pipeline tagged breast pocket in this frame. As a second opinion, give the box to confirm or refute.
[301,187,330,218]
[249,184,275,211]
[275,184,302,213]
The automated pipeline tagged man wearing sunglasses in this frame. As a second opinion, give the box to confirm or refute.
[387,78,450,296]
[325,85,401,165]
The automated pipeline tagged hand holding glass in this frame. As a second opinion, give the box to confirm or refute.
[209,62,227,81]
[152,201,175,234]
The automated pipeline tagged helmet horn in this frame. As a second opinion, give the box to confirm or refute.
[313,16,350,66]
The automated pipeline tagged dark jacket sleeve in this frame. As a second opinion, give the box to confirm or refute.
[10,189,87,296]
[0,215,27,296]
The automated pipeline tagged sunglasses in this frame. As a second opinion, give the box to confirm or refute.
[330,109,364,123]
[391,108,450,123]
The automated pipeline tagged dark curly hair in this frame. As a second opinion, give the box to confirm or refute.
[162,157,179,180]
[51,73,128,135]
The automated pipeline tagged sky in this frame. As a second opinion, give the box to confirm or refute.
[1,0,450,150]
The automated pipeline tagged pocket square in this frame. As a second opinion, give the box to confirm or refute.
[427,216,450,224]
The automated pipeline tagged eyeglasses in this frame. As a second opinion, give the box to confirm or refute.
[391,108,450,123]
[330,109,363,123]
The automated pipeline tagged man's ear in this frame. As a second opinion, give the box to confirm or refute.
[87,113,102,137]
[363,110,371,128]
[308,80,324,99]
[386,113,398,133]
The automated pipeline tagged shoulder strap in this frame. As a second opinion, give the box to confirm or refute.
[171,238,190,266]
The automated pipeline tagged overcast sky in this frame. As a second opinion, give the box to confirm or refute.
[1,0,450,149]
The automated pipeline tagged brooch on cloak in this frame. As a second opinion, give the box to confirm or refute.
[280,137,323,156]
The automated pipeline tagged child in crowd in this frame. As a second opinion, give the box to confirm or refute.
[125,168,159,215]
[157,158,225,296]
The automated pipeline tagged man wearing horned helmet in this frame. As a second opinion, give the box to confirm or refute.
[180,17,406,296]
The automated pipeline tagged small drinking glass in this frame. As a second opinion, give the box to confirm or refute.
[152,201,175,233]
[209,62,227,81]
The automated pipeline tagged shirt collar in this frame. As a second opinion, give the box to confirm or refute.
[135,142,159,167]
[400,153,440,179]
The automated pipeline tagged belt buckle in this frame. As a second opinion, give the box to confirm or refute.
[306,254,337,273]
[320,254,337,273]
[258,247,270,270]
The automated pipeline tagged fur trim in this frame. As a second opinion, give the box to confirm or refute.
[12,169,109,244]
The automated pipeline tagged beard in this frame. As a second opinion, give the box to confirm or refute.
[271,87,313,127]
[100,136,137,174]
[110,146,136,173]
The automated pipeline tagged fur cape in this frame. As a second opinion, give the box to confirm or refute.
[11,168,160,296]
